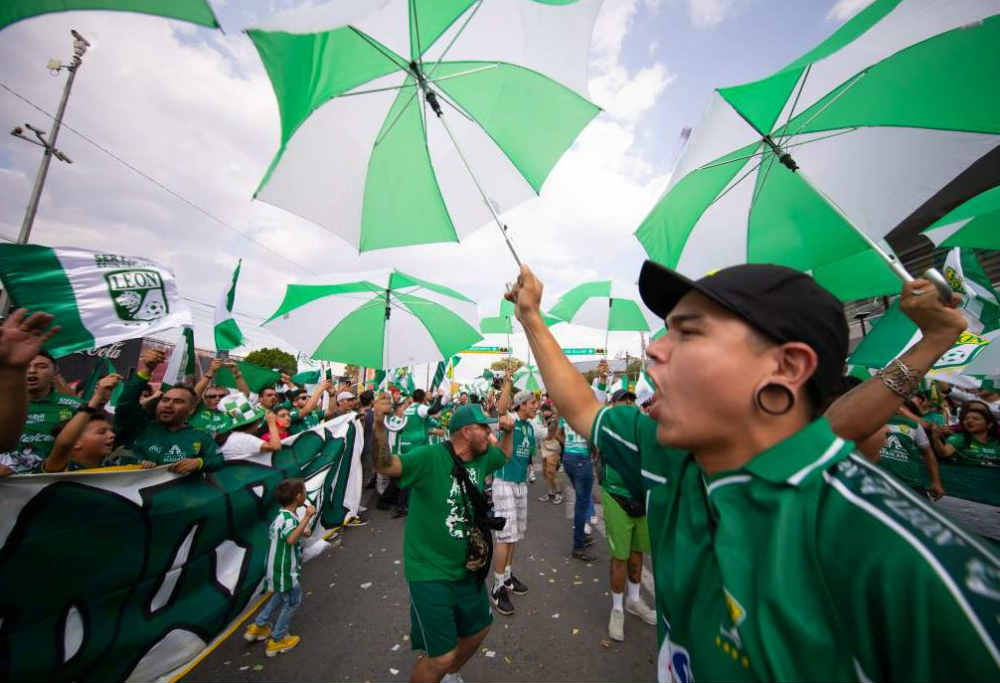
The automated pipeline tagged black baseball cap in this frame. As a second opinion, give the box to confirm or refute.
[610,389,636,403]
[638,260,848,407]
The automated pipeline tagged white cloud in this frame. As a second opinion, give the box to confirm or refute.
[0,2,673,377]
[826,0,875,22]
[687,0,733,29]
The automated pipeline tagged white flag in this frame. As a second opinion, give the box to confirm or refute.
[0,244,190,357]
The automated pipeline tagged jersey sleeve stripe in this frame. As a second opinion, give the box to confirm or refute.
[601,425,639,452]
[786,437,846,485]
[591,406,610,448]
[705,474,752,495]
[823,471,1000,668]
[847,454,1000,565]
[641,468,667,484]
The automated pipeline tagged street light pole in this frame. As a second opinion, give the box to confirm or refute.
[13,30,90,245]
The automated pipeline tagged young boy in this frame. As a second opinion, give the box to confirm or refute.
[243,478,315,656]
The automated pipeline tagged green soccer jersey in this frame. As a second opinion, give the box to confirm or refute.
[390,403,431,455]
[188,405,231,436]
[947,433,1000,467]
[266,509,302,592]
[399,443,507,582]
[289,409,321,435]
[877,416,931,490]
[560,417,589,457]
[592,405,1000,681]
[132,422,223,472]
[0,391,83,473]
[495,417,533,483]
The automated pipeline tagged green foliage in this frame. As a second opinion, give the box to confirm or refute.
[243,348,297,375]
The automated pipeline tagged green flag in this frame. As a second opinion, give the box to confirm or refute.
[431,361,447,390]
[79,357,123,406]
[291,369,321,385]
[1,0,220,31]
[214,260,244,352]
[215,361,281,394]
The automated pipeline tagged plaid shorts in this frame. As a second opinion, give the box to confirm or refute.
[491,479,527,543]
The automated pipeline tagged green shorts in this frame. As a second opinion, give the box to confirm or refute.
[408,576,493,657]
[602,489,651,560]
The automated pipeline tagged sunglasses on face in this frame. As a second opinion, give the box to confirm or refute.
[206,393,226,399]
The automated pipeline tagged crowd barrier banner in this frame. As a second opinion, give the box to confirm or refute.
[880,458,1000,507]
[0,417,360,682]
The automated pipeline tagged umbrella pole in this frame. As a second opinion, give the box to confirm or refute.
[425,92,523,267]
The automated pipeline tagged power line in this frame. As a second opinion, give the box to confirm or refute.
[0,80,319,275]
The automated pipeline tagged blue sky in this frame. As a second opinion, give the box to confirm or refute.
[0,0,865,379]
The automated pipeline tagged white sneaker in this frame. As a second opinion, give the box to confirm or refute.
[441,673,465,683]
[626,597,657,626]
[609,607,625,641]
[590,514,599,525]
[584,522,592,535]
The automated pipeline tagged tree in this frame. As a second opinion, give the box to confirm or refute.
[244,347,297,375]
[490,357,524,373]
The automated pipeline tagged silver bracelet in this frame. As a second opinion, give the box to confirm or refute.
[877,358,921,399]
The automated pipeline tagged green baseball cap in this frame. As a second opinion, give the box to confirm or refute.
[448,404,497,431]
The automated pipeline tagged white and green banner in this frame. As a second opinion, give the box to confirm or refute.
[0,244,191,358]
[0,419,360,682]
[214,260,244,352]
[635,368,656,405]
[850,249,1000,377]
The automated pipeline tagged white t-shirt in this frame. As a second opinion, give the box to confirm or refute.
[220,431,265,460]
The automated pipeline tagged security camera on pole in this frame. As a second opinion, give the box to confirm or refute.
[2,30,89,313]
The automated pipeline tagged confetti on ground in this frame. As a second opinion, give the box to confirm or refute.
[573,581,583,586]
[403,635,410,641]
[600,640,612,648]
[551,568,557,573]
[481,648,488,654]
[253,664,264,671]
[603,592,610,596]
[552,613,560,619]
[504,656,512,665]
[548,578,555,584]
[368,553,373,558]
[307,591,313,596]
[392,644,400,651]
[593,578,599,582]
[587,564,593,568]
[485,650,496,658]
[243,652,251,657]
[389,668,399,676]
[360,582,373,590]
[572,628,580,636]
[394,560,401,565]
[223,660,231,666]
[381,548,386,552]
[329,583,336,588]
[239,665,250,671]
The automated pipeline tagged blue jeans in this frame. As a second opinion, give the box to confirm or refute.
[255,584,302,639]
[563,453,593,551]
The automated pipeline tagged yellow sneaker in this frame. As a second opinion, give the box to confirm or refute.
[243,623,271,642]
[265,635,300,657]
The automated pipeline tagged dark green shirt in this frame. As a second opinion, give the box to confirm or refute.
[289,409,320,435]
[947,433,1000,466]
[0,390,82,473]
[399,443,506,582]
[593,405,1000,681]
[132,422,221,471]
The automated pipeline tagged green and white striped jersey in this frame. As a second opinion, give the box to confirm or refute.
[266,509,301,593]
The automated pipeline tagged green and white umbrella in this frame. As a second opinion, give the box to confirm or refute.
[513,364,544,392]
[635,0,1000,298]
[548,280,654,333]
[248,1,602,260]
[923,186,1000,251]
[262,269,483,368]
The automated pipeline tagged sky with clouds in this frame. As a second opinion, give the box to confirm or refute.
[0,0,868,382]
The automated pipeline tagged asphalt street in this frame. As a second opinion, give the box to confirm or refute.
[187,473,658,682]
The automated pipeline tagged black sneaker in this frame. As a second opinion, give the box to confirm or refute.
[571,548,598,562]
[505,574,528,595]
[491,585,515,615]
[391,507,408,518]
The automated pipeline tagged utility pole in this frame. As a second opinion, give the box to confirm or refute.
[12,30,89,245]
[2,30,89,315]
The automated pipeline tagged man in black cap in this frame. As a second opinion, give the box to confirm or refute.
[505,261,1000,681]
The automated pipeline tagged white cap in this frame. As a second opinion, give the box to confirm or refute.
[337,391,356,401]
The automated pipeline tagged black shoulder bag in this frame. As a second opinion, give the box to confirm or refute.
[443,441,506,581]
